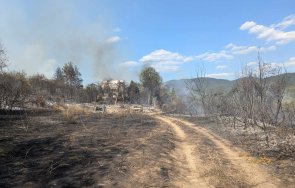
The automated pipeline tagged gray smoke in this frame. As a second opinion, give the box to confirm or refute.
[0,0,133,82]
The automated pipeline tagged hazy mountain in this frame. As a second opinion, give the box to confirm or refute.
[164,78,233,97]
[269,73,295,87]
[165,73,295,97]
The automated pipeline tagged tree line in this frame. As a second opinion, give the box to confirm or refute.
[0,42,182,110]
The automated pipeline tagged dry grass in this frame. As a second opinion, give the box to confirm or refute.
[202,164,248,188]
[52,103,65,112]
[239,152,274,164]
[249,156,274,164]
[59,104,91,124]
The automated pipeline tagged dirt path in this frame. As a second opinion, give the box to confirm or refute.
[155,115,281,188]
[155,116,211,187]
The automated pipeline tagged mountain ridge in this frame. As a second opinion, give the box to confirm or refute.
[164,73,295,97]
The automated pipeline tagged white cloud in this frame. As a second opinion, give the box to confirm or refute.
[246,57,295,70]
[151,64,179,72]
[106,35,121,43]
[247,61,257,66]
[125,41,278,73]
[183,56,194,62]
[240,15,295,44]
[226,43,276,55]
[139,49,193,72]
[284,57,295,67]
[240,21,257,30]
[261,45,277,52]
[140,49,193,63]
[216,65,227,70]
[119,61,139,67]
[196,43,276,63]
[225,43,242,50]
[123,49,194,73]
[195,50,233,62]
[272,15,295,30]
[206,72,233,79]
[233,46,258,55]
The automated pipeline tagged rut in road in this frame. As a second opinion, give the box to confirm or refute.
[155,115,281,188]
[155,116,211,187]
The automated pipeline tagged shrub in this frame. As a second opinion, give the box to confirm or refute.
[0,71,31,109]
[62,105,87,124]
[35,95,46,107]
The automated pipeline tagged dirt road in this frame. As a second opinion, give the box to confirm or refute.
[154,115,281,188]
[155,116,210,187]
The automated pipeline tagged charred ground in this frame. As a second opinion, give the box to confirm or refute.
[0,107,176,187]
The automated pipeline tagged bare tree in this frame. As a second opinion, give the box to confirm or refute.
[284,103,295,135]
[222,53,289,146]
[0,42,8,72]
[268,67,288,126]
[186,64,209,115]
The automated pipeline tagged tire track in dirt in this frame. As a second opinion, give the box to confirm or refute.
[155,116,211,188]
[165,115,281,188]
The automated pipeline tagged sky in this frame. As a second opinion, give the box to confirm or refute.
[0,0,295,84]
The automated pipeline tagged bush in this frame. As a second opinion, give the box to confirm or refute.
[35,95,46,107]
[0,71,31,109]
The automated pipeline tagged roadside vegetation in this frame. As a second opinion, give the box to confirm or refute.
[185,53,295,151]
[183,53,295,185]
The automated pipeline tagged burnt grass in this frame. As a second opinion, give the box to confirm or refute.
[0,109,171,187]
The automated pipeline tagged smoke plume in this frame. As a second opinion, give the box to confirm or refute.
[0,0,130,83]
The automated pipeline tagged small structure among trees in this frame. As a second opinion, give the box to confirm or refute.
[99,80,126,104]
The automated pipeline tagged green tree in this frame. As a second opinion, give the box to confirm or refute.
[62,62,83,88]
[154,86,169,107]
[62,62,83,98]
[85,83,99,102]
[53,67,66,96]
[127,80,140,104]
[140,67,162,105]
[54,67,64,82]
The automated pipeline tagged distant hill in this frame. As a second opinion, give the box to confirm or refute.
[164,73,295,98]
[164,78,233,97]
[269,73,295,87]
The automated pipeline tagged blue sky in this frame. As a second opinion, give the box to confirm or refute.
[0,0,295,84]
